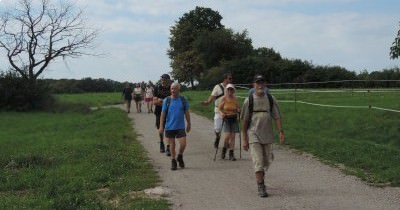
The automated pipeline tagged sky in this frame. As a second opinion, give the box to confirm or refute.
[0,0,399,83]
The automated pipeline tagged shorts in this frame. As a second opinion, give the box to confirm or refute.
[214,112,223,133]
[249,143,273,172]
[165,129,186,139]
[145,97,152,102]
[223,117,239,133]
[134,94,142,102]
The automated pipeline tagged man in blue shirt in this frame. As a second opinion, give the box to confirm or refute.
[159,82,191,170]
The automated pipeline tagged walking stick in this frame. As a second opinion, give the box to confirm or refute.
[213,119,225,161]
[238,113,242,159]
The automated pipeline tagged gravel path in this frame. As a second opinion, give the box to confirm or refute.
[126,107,400,210]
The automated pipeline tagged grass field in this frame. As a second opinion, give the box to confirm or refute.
[182,88,400,186]
[0,93,169,209]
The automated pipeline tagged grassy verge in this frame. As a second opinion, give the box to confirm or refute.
[0,95,169,209]
[183,89,400,186]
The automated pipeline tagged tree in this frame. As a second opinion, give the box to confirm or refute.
[0,0,98,81]
[168,7,224,86]
[390,23,400,59]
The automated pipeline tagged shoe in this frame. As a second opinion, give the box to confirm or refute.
[229,150,236,161]
[177,154,185,168]
[258,182,268,197]
[171,159,177,170]
[166,145,171,156]
[221,147,227,159]
[160,142,165,153]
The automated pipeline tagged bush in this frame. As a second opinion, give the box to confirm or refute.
[0,72,54,111]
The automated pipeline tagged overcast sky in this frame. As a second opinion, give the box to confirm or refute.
[0,0,399,83]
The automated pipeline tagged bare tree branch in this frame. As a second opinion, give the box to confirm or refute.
[0,0,98,80]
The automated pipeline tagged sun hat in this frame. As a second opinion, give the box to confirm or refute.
[226,83,235,90]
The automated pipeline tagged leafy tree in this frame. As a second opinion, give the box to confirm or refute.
[0,0,98,81]
[390,23,400,59]
[168,7,224,86]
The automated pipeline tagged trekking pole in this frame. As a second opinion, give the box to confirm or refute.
[238,113,242,160]
[213,119,225,161]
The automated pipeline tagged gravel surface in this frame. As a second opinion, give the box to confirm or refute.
[126,107,400,210]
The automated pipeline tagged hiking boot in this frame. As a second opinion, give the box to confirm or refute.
[177,154,185,168]
[221,147,227,159]
[229,150,236,161]
[257,182,268,197]
[166,145,171,156]
[160,142,165,153]
[171,159,177,170]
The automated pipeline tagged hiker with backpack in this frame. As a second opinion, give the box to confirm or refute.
[159,82,191,170]
[217,83,240,161]
[201,72,233,149]
[153,74,172,156]
[241,74,284,197]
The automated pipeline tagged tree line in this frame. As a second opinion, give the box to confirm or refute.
[168,7,400,89]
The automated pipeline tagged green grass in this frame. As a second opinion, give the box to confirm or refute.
[54,92,122,108]
[183,89,400,186]
[0,95,169,209]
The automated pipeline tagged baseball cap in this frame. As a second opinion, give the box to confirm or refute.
[253,74,265,82]
[161,74,170,80]
[226,83,235,90]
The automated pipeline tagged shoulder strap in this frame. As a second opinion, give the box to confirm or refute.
[266,93,273,113]
[247,94,254,130]
[179,96,187,112]
[215,84,224,99]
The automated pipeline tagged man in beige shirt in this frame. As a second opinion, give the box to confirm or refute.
[241,74,284,197]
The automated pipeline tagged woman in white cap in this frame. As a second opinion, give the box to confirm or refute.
[217,83,240,161]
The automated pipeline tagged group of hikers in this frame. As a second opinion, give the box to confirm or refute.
[122,72,285,197]
[122,81,155,113]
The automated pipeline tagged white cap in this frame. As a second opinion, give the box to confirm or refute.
[226,83,235,90]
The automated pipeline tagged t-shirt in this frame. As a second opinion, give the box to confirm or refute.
[122,87,133,100]
[222,97,238,117]
[241,94,281,144]
[162,96,189,130]
[133,87,142,96]
[145,87,154,98]
[210,83,225,113]
[154,85,171,115]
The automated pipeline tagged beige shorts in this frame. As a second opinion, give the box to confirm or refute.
[249,143,273,172]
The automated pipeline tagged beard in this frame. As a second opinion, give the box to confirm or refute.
[256,88,264,94]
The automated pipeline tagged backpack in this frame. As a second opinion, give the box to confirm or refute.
[164,96,188,126]
[215,84,224,100]
[246,93,274,130]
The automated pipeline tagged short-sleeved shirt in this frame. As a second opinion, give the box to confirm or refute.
[162,96,189,130]
[145,87,154,98]
[154,85,171,115]
[211,83,225,113]
[122,87,133,100]
[241,94,281,144]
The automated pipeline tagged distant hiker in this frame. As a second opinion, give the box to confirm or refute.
[145,83,154,113]
[201,72,233,149]
[159,82,191,170]
[133,83,143,113]
[122,83,133,113]
[153,74,172,156]
[217,83,240,161]
[241,74,284,197]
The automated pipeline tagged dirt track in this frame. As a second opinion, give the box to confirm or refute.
[126,106,400,210]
